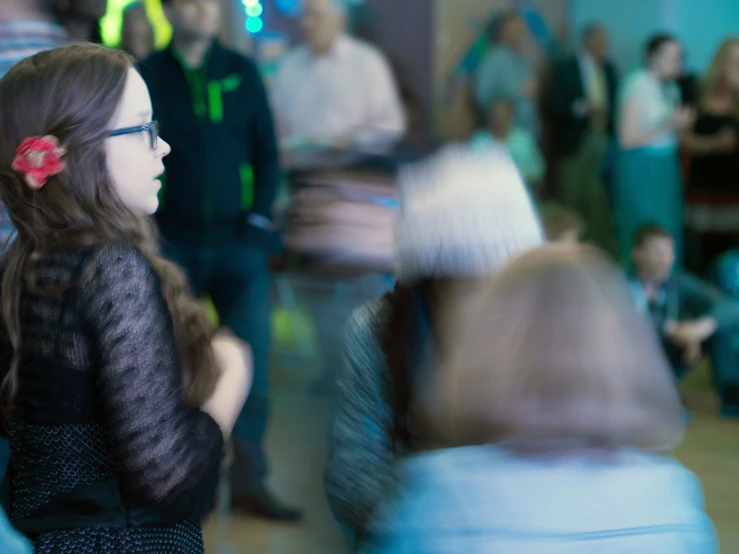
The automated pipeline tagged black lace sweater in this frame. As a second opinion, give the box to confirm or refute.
[0,243,224,554]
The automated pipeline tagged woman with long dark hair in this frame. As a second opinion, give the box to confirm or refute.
[0,44,250,553]
[325,146,544,539]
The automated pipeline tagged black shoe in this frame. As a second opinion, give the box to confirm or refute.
[232,489,303,522]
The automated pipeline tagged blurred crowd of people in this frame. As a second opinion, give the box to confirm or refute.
[0,0,737,553]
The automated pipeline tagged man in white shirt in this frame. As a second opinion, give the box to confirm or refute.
[271,0,406,154]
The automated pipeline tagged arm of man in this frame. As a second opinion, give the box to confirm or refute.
[244,58,281,234]
[352,49,407,153]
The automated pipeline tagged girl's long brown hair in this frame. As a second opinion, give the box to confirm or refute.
[0,43,218,411]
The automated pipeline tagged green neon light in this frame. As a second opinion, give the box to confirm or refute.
[100,0,172,50]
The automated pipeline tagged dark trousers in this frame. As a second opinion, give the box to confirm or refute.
[164,240,271,496]
[664,328,739,414]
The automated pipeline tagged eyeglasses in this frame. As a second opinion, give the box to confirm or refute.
[109,121,159,150]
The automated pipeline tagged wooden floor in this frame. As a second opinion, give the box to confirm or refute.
[203,280,739,553]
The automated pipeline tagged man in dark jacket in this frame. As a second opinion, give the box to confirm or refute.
[138,0,301,521]
[551,23,618,254]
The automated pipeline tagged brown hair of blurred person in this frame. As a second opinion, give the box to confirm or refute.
[56,0,108,40]
[416,244,684,453]
[539,203,584,243]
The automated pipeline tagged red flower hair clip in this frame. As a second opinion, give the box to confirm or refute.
[11,135,67,190]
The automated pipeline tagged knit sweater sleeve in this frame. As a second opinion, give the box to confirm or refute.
[79,244,224,520]
[324,298,398,534]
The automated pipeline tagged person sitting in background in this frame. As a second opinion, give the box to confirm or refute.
[120,2,155,61]
[627,224,739,417]
[362,245,717,554]
[469,96,545,192]
[271,0,405,154]
[539,202,584,243]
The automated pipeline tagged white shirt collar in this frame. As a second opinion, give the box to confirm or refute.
[308,33,350,62]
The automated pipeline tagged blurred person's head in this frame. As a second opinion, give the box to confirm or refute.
[162,0,221,42]
[384,145,544,445]
[703,38,739,105]
[645,34,682,81]
[583,24,609,63]
[52,0,107,40]
[418,244,684,453]
[121,2,155,61]
[302,0,348,55]
[539,203,583,244]
[497,11,527,52]
[631,224,675,285]
[60,0,108,20]
[484,96,516,138]
[0,43,217,410]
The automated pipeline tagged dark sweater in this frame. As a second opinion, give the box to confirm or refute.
[138,42,280,246]
[0,244,223,553]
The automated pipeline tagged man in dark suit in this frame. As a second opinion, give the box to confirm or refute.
[551,24,618,254]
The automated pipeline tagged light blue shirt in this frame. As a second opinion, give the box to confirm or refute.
[474,46,539,138]
[362,445,718,554]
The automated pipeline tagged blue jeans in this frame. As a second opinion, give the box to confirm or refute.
[164,240,272,495]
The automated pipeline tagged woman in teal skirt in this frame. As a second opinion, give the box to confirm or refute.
[615,34,695,265]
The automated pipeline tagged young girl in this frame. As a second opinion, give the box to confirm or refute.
[362,245,717,553]
[0,44,250,553]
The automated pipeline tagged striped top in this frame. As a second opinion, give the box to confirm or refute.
[0,20,68,251]
[0,20,68,77]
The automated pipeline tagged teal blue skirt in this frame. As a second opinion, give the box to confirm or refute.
[614,147,683,265]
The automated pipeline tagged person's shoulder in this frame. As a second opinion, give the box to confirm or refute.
[137,48,172,72]
[345,295,392,343]
[623,69,652,91]
[82,243,156,290]
[136,49,176,86]
[278,44,310,70]
[344,35,389,64]
[210,43,261,77]
[344,295,392,367]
